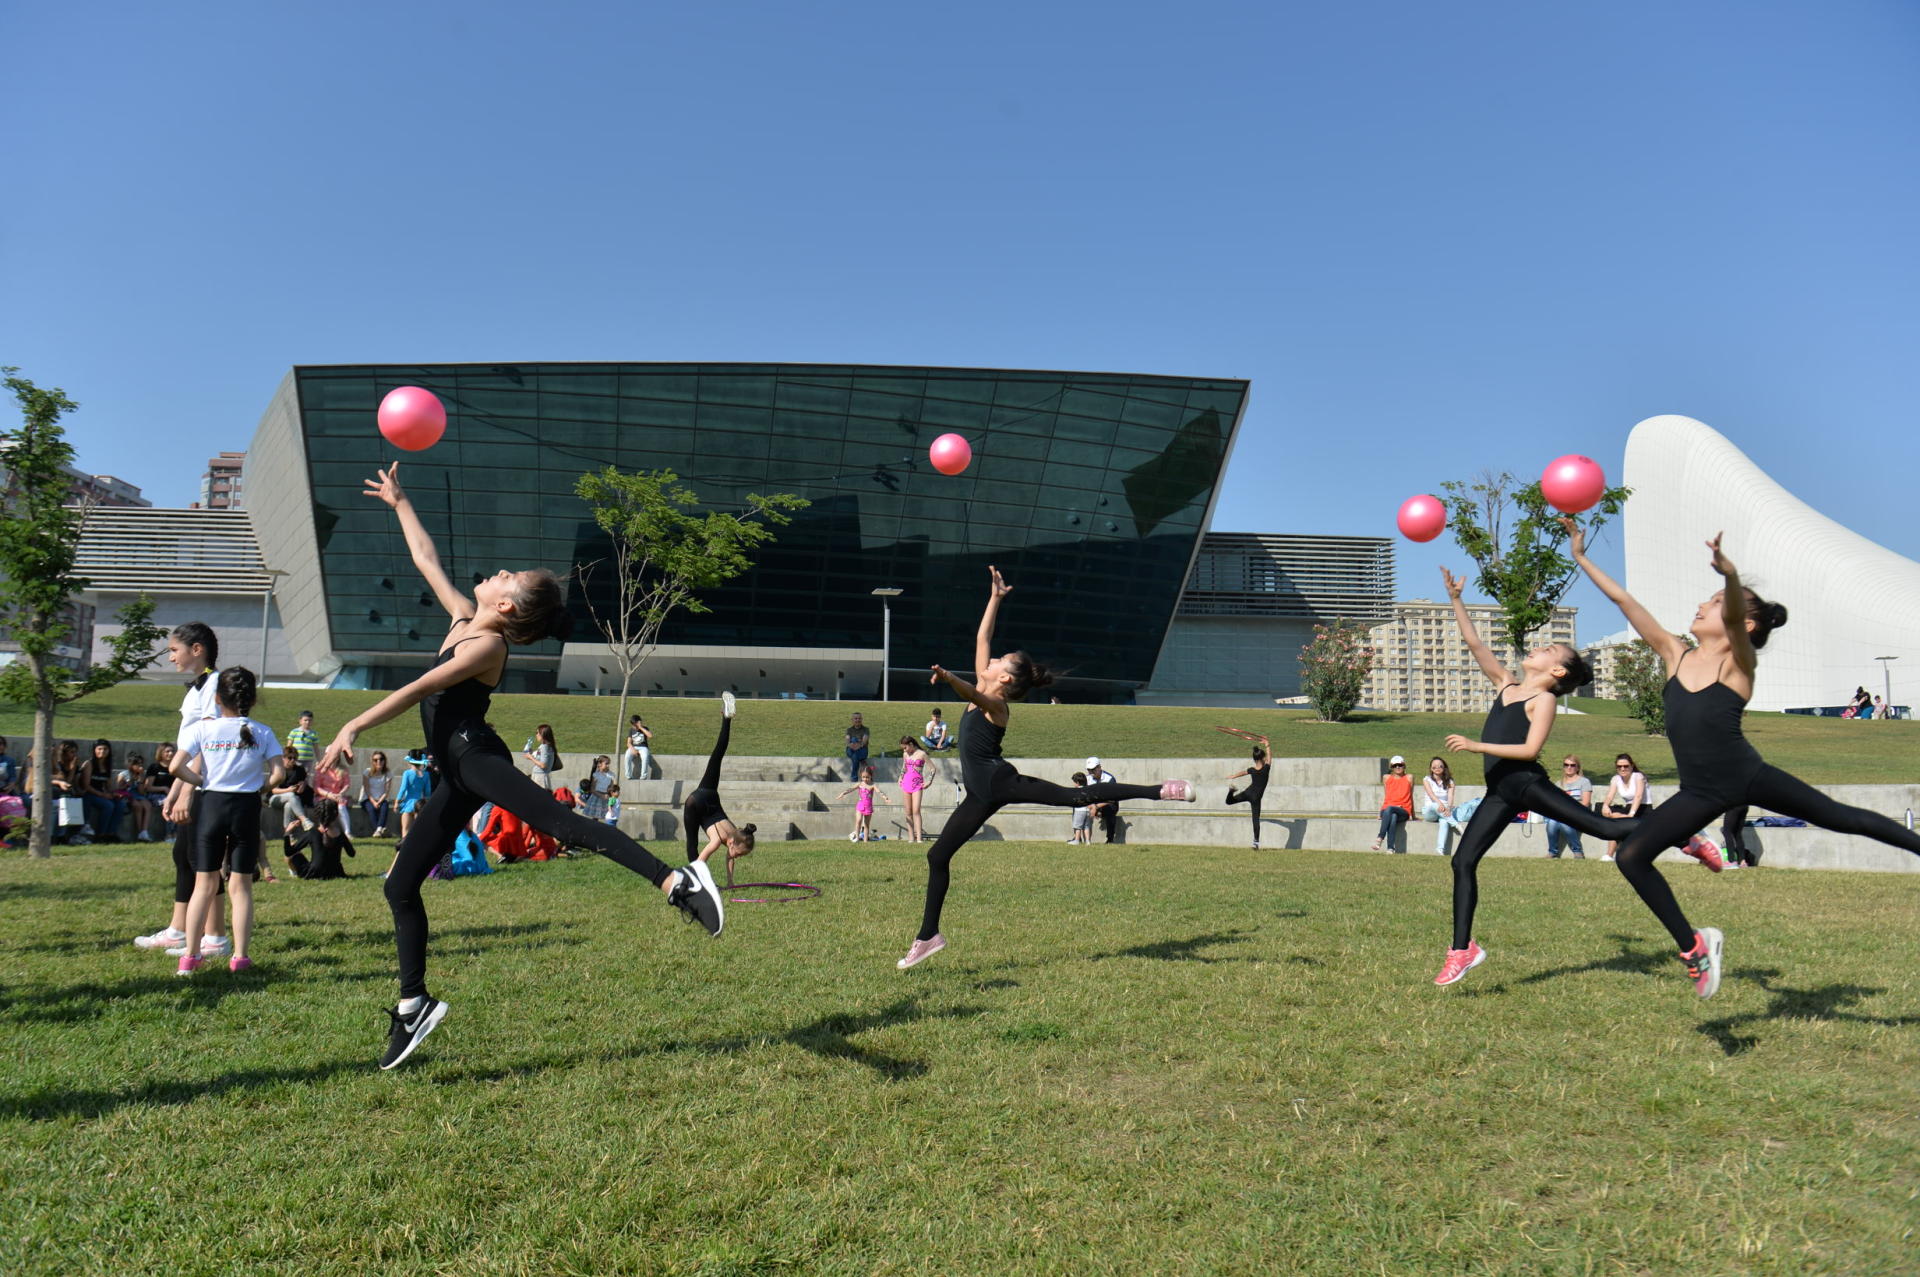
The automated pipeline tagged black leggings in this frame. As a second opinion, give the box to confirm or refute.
[1721,805,1751,867]
[194,790,264,875]
[1450,770,1650,949]
[386,729,674,998]
[682,715,731,860]
[918,765,1166,940]
[1616,764,1920,950]
[1225,781,1264,840]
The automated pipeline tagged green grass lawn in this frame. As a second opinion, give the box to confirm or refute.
[10,683,1920,783]
[4,840,1918,1274]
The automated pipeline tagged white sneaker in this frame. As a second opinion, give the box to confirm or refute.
[721,691,736,719]
[134,926,185,950]
[166,935,233,958]
[1600,854,1615,861]
[136,831,153,842]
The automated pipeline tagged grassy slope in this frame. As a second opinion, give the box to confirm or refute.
[3,840,1918,1274]
[10,683,1920,783]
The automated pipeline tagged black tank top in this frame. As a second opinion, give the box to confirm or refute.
[958,705,1008,792]
[1481,686,1546,786]
[419,622,501,759]
[1664,650,1765,801]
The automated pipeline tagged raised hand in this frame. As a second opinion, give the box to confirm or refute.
[1440,567,1466,600]
[1706,532,1736,577]
[318,730,357,775]
[1557,516,1587,557]
[929,664,948,685]
[988,565,1012,598]
[364,463,406,508]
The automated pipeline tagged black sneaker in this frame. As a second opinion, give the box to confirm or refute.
[379,996,448,1070]
[669,861,725,937]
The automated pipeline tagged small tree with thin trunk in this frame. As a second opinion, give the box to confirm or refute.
[1299,619,1375,722]
[1614,637,1683,736]
[1438,469,1631,657]
[0,369,167,858]
[573,467,808,761]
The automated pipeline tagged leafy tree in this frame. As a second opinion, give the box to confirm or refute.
[1614,637,1685,736]
[1438,470,1630,657]
[574,467,808,760]
[1299,619,1375,722]
[0,369,166,858]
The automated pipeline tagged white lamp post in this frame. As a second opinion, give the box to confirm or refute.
[872,588,903,701]
[1876,655,1898,718]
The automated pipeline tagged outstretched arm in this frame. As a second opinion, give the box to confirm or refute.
[317,637,504,772]
[1560,517,1688,669]
[1707,533,1758,678]
[930,664,1005,719]
[1447,694,1556,762]
[1441,567,1512,689]
[972,565,1012,676]
[365,464,473,622]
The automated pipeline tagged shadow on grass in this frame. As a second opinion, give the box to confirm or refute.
[1086,928,1279,964]
[1696,969,1920,1057]
[0,957,354,1024]
[0,880,148,905]
[1514,934,1673,985]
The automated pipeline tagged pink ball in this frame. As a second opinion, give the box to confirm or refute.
[1396,494,1447,543]
[929,432,972,476]
[1540,454,1606,514]
[377,386,447,452]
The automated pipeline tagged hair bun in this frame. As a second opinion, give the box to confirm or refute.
[741,823,757,836]
[1765,602,1789,630]
[546,610,575,643]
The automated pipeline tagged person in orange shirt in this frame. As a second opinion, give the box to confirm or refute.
[1373,756,1415,852]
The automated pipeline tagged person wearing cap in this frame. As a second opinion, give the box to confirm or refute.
[1373,756,1414,852]
[1084,756,1119,843]
[286,711,319,766]
[395,750,433,843]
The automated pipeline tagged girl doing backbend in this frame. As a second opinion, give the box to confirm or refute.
[685,693,758,870]
[1431,566,1719,987]
[1567,522,1920,998]
[899,566,1197,970]
[318,463,725,1070]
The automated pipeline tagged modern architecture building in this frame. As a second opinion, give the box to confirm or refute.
[197,451,246,509]
[1141,533,1394,706]
[0,449,149,509]
[1623,415,1920,713]
[245,363,1249,697]
[1364,600,1577,713]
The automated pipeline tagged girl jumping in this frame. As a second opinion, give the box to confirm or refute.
[900,566,1196,970]
[1430,566,1707,987]
[319,463,724,1070]
[1567,522,1920,997]
[1218,727,1271,850]
[686,694,758,869]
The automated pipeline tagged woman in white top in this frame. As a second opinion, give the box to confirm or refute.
[1602,752,1648,861]
[133,622,230,956]
[1420,756,1468,855]
[525,724,558,791]
[359,751,393,837]
[170,668,285,975]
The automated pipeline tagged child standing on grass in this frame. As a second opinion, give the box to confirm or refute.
[169,668,284,975]
[838,766,889,841]
[1068,772,1093,844]
[898,737,931,842]
[318,462,721,1070]
[133,623,230,956]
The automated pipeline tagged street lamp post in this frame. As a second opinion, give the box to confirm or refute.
[872,588,903,701]
[1876,655,1899,719]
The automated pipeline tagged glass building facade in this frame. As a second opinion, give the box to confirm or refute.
[260,363,1248,697]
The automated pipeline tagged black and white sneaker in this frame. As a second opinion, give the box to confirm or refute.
[669,861,725,937]
[379,996,448,1070]
[721,691,736,719]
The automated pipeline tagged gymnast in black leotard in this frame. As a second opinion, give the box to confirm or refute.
[1217,727,1271,849]
[685,695,757,869]
[1568,522,1920,999]
[897,566,1199,971]
[1430,566,1689,988]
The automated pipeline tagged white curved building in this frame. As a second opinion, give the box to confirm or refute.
[1623,415,1920,713]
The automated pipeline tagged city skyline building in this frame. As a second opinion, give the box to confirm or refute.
[196,451,246,509]
[1364,599,1578,713]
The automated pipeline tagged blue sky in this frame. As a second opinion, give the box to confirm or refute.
[5,0,1916,637]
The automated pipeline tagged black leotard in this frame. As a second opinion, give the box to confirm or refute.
[957,706,1008,793]
[1480,686,1545,789]
[1241,765,1270,799]
[420,621,500,759]
[1662,650,1765,805]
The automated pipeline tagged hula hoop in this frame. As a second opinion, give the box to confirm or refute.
[723,863,820,904]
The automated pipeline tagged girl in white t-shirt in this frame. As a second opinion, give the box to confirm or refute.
[170,668,285,975]
[1602,752,1648,861]
[133,622,228,955]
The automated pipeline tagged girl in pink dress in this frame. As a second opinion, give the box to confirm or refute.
[897,737,931,841]
[837,765,890,842]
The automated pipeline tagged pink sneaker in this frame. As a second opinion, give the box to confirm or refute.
[229,956,253,973]
[1682,835,1725,873]
[1433,941,1486,986]
[896,934,946,970]
[1681,927,1724,998]
[176,955,205,977]
[1159,780,1196,802]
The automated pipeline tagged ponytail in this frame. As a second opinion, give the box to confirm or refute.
[217,667,260,749]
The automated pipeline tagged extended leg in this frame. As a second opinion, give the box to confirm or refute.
[1613,791,1727,950]
[918,793,998,941]
[1747,765,1920,856]
[700,715,731,792]
[1449,791,1522,950]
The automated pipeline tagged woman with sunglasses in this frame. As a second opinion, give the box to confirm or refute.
[1600,753,1648,861]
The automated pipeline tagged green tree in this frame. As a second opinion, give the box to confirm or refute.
[0,369,166,858]
[574,467,808,760]
[1438,470,1631,657]
[1614,638,1682,736]
[1299,619,1375,722]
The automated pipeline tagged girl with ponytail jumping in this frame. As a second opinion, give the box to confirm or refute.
[133,622,232,959]
[318,463,725,1070]
[898,566,1197,970]
[169,668,284,975]
[1566,521,1920,998]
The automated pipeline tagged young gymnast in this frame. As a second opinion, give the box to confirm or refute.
[169,668,285,974]
[1431,566,1711,987]
[1218,727,1271,849]
[838,766,889,841]
[1566,522,1920,997]
[133,623,231,958]
[897,737,931,841]
[900,566,1196,970]
[686,694,757,868]
[318,463,724,1069]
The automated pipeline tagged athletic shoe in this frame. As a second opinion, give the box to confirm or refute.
[1683,835,1726,873]
[176,955,205,977]
[1681,927,1724,999]
[1600,854,1615,862]
[229,956,252,973]
[1251,841,1260,850]
[134,926,186,950]
[896,934,946,969]
[1160,780,1196,802]
[721,691,736,719]
[165,935,233,958]
[136,831,153,842]
[380,996,448,1070]
[1433,941,1486,986]
[668,861,724,937]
